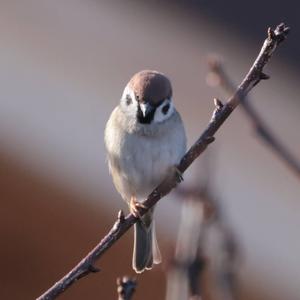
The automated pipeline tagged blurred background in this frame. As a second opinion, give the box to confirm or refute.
[0,1,299,299]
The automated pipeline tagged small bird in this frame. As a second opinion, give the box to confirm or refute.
[104,70,187,273]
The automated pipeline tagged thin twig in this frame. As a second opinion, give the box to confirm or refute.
[117,276,137,300]
[36,23,289,300]
[207,54,300,178]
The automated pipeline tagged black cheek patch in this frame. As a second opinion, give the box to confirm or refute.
[137,104,156,124]
[162,103,170,115]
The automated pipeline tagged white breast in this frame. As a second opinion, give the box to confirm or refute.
[105,107,186,201]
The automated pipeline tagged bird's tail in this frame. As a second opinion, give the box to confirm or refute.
[133,220,161,273]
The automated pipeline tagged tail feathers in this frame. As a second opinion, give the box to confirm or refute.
[133,221,161,273]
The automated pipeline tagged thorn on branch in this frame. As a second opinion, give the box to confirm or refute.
[77,271,88,280]
[77,264,100,280]
[214,98,224,109]
[205,136,215,144]
[260,72,270,80]
[88,264,100,273]
[253,74,269,86]
[212,98,224,121]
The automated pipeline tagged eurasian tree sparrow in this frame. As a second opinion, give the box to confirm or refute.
[105,70,187,273]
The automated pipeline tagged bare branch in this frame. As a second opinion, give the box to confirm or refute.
[207,52,300,179]
[36,23,289,300]
[117,277,137,300]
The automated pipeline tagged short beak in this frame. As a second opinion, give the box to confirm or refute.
[139,103,153,117]
[137,102,156,124]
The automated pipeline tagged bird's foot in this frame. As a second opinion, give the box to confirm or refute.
[130,196,146,218]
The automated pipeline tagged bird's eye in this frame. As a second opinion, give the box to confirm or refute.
[162,103,170,115]
[126,95,132,105]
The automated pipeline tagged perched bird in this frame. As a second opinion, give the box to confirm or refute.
[105,70,187,273]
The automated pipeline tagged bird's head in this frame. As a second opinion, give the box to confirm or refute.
[120,70,175,124]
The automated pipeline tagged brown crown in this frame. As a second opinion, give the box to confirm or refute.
[128,70,172,105]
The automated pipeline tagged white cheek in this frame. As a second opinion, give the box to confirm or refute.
[153,101,174,123]
[120,86,138,118]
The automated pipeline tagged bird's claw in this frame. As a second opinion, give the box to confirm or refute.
[130,197,146,218]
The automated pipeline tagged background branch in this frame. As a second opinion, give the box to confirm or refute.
[166,156,240,300]
[36,23,289,300]
[165,188,206,300]
[207,56,300,178]
[117,277,137,300]
[208,194,240,300]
